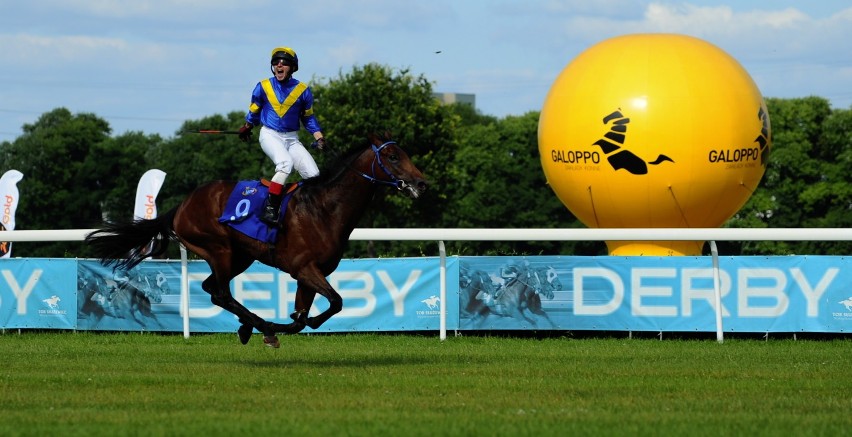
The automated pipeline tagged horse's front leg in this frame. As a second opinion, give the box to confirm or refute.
[496,292,538,327]
[272,286,315,333]
[294,286,316,319]
[527,295,558,328]
[293,266,342,330]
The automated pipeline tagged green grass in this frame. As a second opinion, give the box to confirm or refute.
[0,332,850,436]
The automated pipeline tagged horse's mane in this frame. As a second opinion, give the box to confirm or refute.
[298,133,395,191]
[300,144,366,188]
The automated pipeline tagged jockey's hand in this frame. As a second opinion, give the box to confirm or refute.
[237,123,253,142]
[313,137,327,151]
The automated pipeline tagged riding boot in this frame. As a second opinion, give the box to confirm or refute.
[260,192,283,225]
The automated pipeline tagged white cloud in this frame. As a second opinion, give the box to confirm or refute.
[644,4,809,32]
[325,38,374,72]
[0,34,128,65]
[36,0,265,19]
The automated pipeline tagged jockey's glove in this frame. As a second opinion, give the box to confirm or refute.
[314,137,327,151]
[238,122,253,142]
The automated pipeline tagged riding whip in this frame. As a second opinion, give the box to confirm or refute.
[180,129,242,135]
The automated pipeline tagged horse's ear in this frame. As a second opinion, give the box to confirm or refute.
[383,130,393,141]
[366,132,379,146]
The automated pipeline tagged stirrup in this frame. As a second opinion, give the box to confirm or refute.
[260,203,279,225]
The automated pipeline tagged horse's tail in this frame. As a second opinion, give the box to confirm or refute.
[85,207,178,271]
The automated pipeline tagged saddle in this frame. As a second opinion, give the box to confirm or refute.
[217,180,301,244]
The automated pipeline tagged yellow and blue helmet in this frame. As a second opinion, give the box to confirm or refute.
[270,47,298,72]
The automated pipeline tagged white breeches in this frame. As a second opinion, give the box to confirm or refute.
[258,126,319,184]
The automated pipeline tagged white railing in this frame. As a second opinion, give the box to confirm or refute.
[3,228,852,342]
[5,227,851,242]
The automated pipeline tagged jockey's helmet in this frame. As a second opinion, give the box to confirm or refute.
[270,47,298,72]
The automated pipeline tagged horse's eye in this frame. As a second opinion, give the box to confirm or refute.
[388,153,399,162]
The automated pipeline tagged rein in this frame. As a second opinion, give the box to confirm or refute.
[512,270,545,295]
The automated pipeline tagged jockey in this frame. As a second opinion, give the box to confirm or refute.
[238,46,327,225]
[496,260,528,299]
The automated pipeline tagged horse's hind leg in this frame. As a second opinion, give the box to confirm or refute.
[203,278,253,342]
[129,307,149,328]
[529,307,557,328]
[201,272,280,347]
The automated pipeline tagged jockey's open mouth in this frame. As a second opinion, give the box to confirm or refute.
[273,60,289,80]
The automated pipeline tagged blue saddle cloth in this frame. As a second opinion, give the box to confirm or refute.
[217,181,300,244]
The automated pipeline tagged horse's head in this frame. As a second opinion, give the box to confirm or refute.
[144,276,165,303]
[474,270,497,294]
[537,266,562,299]
[155,271,171,295]
[131,273,164,303]
[460,268,495,294]
[358,133,428,199]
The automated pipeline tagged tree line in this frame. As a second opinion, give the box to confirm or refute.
[1,64,849,259]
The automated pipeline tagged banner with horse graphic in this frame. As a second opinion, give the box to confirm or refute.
[73,257,454,333]
[0,255,850,334]
[459,255,852,333]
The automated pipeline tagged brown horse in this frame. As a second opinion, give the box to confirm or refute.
[85,133,428,347]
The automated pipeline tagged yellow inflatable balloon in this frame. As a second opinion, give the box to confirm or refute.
[539,34,771,256]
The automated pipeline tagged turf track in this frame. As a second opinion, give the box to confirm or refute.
[0,331,850,436]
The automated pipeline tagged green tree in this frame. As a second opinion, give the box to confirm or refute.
[724,97,851,255]
[153,112,264,213]
[79,131,164,223]
[4,94,849,259]
[795,104,852,254]
[0,108,112,256]
[311,63,458,257]
[443,110,605,255]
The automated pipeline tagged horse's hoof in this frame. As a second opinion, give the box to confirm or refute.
[306,317,322,330]
[263,335,280,349]
[290,310,306,323]
[237,324,253,345]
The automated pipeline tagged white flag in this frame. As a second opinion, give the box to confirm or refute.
[0,170,24,258]
[134,169,167,220]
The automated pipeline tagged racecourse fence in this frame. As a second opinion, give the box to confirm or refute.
[1,228,851,342]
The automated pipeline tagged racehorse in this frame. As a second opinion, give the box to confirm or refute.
[78,267,168,329]
[85,133,427,348]
[90,280,162,329]
[459,263,497,321]
[474,266,562,328]
[531,266,561,300]
[77,267,106,319]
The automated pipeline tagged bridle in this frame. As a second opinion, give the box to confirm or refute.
[352,141,407,190]
[510,268,554,297]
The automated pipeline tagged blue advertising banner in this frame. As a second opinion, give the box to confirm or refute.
[0,259,76,329]
[459,256,852,333]
[1,255,850,334]
[76,257,457,333]
[184,257,455,333]
[77,261,182,331]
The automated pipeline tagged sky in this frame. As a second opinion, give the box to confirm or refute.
[1,0,850,141]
